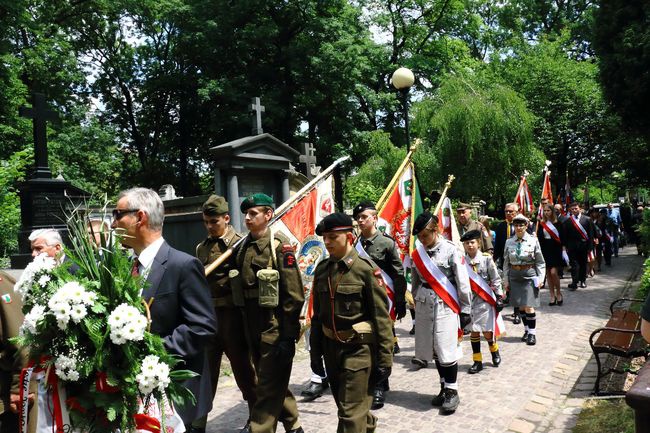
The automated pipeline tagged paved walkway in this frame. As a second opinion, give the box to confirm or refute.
[206,248,645,433]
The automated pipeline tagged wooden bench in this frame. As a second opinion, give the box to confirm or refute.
[589,297,649,395]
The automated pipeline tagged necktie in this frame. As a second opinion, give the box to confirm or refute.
[131,258,140,276]
[507,224,512,237]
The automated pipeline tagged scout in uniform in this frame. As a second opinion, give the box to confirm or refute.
[352,200,406,410]
[460,230,504,374]
[456,203,493,254]
[232,194,305,433]
[503,214,546,346]
[411,212,471,414]
[309,213,393,433]
[195,195,256,430]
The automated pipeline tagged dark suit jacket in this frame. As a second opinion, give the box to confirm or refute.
[494,221,514,263]
[143,241,218,424]
[562,214,595,251]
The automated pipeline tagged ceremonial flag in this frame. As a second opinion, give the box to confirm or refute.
[377,161,423,266]
[537,167,554,220]
[557,172,573,212]
[515,176,535,215]
[436,197,460,245]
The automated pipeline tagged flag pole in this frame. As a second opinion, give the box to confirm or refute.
[204,156,349,276]
[433,174,456,214]
[535,161,552,234]
[376,141,419,210]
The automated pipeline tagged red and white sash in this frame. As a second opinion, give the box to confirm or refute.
[540,221,561,244]
[465,260,505,337]
[355,241,396,320]
[569,215,589,241]
[411,241,460,314]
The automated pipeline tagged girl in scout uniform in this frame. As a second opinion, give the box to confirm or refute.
[503,214,546,346]
[461,230,504,374]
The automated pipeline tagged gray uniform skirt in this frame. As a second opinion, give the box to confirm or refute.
[508,267,540,308]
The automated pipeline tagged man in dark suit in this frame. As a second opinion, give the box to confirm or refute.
[111,188,217,432]
[562,202,595,290]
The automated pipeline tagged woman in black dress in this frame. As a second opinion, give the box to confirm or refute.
[537,204,564,305]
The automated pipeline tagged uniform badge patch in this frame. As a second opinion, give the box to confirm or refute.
[1,294,11,304]
[373,269,384,287]
[284,252,297,268]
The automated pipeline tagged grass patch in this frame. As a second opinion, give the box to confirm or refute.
[574,399,635,433]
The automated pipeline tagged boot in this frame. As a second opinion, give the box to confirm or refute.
[393,341,401,354]
[468,361,483,374]
[431,385,445,406]
[371,387,385,410]
[441,388,460,413]
[491,350,501,367]
[526,334,537,346]
[521,331,529,342]
[300,380,328,401]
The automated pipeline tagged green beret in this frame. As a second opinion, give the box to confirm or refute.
[457,202,472,211]
[202,195,229,215]
[315,213,354,236]
[240,193,274,213]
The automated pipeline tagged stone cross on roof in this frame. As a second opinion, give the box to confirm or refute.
[249,97,265,135]
[19,93,58,179]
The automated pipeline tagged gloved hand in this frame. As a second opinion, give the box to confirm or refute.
[459,313,472,329]
[374,366,392,383]
[276,338,296,362]
[395,302,407,320]
[495,295,504,313]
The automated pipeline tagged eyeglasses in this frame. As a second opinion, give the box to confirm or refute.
[505,210,516,213]
[112,209,139,220]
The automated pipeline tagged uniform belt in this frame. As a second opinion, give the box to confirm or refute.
[322,322,375,344]
[511,264,534,270]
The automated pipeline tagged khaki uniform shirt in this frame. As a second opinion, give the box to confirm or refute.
[458,219,493,252]
[310,249,394,369]
[358,232,406,304]
[0,271,26,414]
[196,225,243,307]
[235,230,304,344]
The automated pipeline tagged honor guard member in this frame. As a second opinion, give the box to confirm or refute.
[195,195,256,430]
[456,203,493,254]
[232,193,305,433]
[411,212,471,414]
[460,230,504,374]
[310,213,393,433]
[353,200,407,410]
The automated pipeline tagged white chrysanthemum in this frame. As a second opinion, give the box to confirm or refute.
[69,304,87,323]
[107,304,147,345]
[37,275,51,288]
[14,254,56,301]
[136,355,171,394]
[20,305,47,336]
[54,355,80,382]
[61,281,86,304]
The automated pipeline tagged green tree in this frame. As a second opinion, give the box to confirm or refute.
[412,71,543,206]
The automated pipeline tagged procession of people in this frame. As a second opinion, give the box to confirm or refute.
[0,183,643,433]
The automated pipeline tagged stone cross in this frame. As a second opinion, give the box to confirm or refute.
[249,97,265,135]
[19,93,58,179]
[299,142,317,180]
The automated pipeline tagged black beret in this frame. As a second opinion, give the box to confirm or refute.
[353,200,376,219]
[202,195,229,215]
[240,193,274,213]
[315,213,354,236]
[460,229,481,242]
[412,211,438,236]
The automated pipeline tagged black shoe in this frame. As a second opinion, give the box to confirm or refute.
[548,299,557,306]
[188,428,205,433]
[513,314,521,325]
[441,388,460,413]
[300,381,328,401]
[557,297,563,306]
[580,281,587,288]
[521,331,529,342]
[371,388,385,410]
[411,357,428,369]
[468,361,483,374]
[491,350,501,367]
[431,386,445,406]
[526,334,536,346]
[409,325,415,335]
[287,428,305,433]
[393,342,401,354]
[568,283,578,291]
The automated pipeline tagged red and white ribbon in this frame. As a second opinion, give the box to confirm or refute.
[355,241,396,320]
[540,221,561,244]
[411,241,460,314]
[570,215,589,241]
[465,261,505,337]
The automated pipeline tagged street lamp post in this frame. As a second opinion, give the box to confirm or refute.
[391,67,415,147]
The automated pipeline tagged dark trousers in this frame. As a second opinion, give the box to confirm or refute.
[0,412,18,433]
[568,245,588,284]
[210,307,257,413]
[322,339,376,433]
